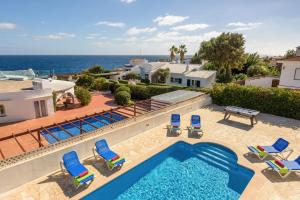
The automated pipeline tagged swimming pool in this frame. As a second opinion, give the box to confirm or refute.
[41,112,127,144]
[82,142,254,200]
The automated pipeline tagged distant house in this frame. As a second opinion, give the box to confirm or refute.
[277,46,300,90]
[120,59,217,88]
[0,78,75,123]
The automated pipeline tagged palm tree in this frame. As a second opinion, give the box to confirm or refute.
[179,44,187,63]
[169,45,178,62]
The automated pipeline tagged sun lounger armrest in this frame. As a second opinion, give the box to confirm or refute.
[60,160,65,173]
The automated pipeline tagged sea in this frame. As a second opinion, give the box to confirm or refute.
[0,55,170,75]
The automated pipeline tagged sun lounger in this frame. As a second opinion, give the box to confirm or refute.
[60,151,94,188]
[265,156,300,178]
[167,114,182,135]
[187,115,203,136]
[247,138,293,160]
[93,139,125,170]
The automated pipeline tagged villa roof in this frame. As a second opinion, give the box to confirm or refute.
[161,63,201,74]
[278,56,300,62]
[151,90,202,104]
[185,70,216,79]
[0,80,33,92]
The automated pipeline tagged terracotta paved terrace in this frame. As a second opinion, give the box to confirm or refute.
[0,93,169,160]
[1,105,299,200]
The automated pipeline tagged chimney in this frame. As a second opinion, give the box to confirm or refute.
[296,46,300,57]
[185,62,190,73]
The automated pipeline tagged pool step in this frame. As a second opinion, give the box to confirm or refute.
[194,144,237,160]
[193,149,238,171]
[193,146,237,163]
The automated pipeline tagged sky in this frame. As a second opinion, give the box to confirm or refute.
[0,0,299,56]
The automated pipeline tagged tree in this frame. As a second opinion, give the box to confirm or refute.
[124,72,141,80]
[178,44,187,63]
[76,75,94,89]
[241,53,262,73]
[190,52,202,64]
[247,65,269,77]
[199,32,246,83]
[75,87,92,106]
[92,77,107,91]
[115,91,131,106]
[87,65,108,74]
[285,49,296,58]
[169,45,178,62]
[151,68,170,83]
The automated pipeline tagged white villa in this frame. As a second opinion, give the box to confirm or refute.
[277,46,300,90]
[0,78,75,123]
[118,59,217,88]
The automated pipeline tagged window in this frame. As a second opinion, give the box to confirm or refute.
[294,68,300,80]
[0,105,6,117]
[174,78,182,84]
[34,100,48,118]
[144,74,149,80]
[171,77,174,82]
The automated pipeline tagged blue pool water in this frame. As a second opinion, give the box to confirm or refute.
[41,112,127,144]
[82,142,254,200]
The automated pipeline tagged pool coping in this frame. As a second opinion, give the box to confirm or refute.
[73,137,265,200]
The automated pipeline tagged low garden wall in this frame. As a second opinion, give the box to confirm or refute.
[0,94,211,194]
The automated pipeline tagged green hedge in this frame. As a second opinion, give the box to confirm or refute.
[75,87,92,106]
[115,85,131,94]
[115,91,131,105]
[211,84,300,120]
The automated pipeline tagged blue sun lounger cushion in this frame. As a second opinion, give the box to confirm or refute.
[95,139,125,169]
[271,138,289,152]
[171,114,180,127]
[191,115,201,128]
[62,151,94,186]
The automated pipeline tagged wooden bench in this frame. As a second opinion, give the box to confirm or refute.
[224,106,260,126]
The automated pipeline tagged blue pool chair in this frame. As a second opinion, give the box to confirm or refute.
[247,138,293,160]
[60,151,94,188]
[265,156,300,178]
[93,139,125,170]
[187,115,203,137]
[167,114,182,135]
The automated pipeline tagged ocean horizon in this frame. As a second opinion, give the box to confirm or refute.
[0,55,172,75]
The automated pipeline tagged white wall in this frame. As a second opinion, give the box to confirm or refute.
[166,73,215,88]
[0,89,54,123]
[278,61,300,89]
[245,76,278,88]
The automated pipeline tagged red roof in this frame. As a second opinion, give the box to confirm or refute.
[278,56,300,61]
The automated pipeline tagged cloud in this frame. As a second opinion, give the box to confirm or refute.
[226,22,263,31]
[95,21,125,28]
[120,0,136,4]
[0,22,16,30]
[85,34,106,40]
[127,27,157,35]
[33,32,75,40]
[153,15,189,26]
[144,31,221,43]
[171,23,210,31]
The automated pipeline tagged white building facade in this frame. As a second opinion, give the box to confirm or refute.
[121,59,216,88]
[277,46,300,90]
[0,78,75,123]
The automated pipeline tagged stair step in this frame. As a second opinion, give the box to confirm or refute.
[195,153,231,172]
[193,147,237,163]
[194,144,237,160]
[194,151,238,169]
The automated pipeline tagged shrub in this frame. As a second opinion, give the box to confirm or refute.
[211,83,300,120]
[87,65,108,74]
[76,75,94,89]
[124,72,141,80]
[233,73,247,81]
[140,79,150,84]
[75,87,92,106]
[147,85,179,96]
[115,85,130,94]
[92,77,107,91]
[119,80,129,84]
[102,81,112,91]
[115,91,131,106]
[247,65,269,77]
[129,85,150,100]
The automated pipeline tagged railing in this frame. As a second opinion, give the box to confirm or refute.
[0,99,172,168]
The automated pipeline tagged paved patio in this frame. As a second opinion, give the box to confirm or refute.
[0,92,117,159]
[1,105,299,200]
